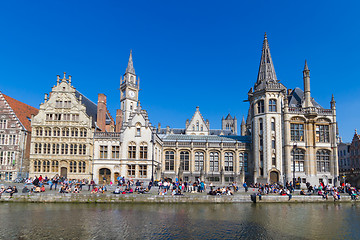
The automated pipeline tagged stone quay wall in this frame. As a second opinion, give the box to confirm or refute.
[0,194,357,204]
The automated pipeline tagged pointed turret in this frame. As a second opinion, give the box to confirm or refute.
[241,116,246,136]
[125,50,135,75]
[331,94,336,109]
[255,33,278,90]
[302,60,313,108]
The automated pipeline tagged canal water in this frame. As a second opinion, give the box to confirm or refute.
[0,203,359,239]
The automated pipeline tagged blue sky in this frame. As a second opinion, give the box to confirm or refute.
[0,1,358,142]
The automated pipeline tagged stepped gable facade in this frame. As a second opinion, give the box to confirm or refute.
[0,92,38,180]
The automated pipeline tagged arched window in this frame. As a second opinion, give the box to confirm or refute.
[165,151,175,171]
[210,152,219,172]
[44,128,51,136]
[292,148,305,172]
[257,100,264,114]
[271,118,275,131]
[140,142,148,159]
[34,160,41,172]
[224,152,234,172]
[196,121,199,131]
[80,128,87,137]
[79,161,86,173]
[136,123,141,137]
[0,152,4,165]
[180,151,190,171]
[52,161,59,172]
[70,161,77,173]
[43,160,50,172]
[128,142,136,159]
[317,150,330,172]
[316,125,330,143]
[53,127,59,137]
[195,152,204,171]
[62,128,69,137]
[269,99,277,112]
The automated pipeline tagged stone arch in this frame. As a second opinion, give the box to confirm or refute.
[269,169,280,183]
[99,168,111,184]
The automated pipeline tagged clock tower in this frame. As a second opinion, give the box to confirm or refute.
[120,50,140,123]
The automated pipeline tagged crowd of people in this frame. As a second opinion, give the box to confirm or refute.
[249,181,360,201]
[1,174,359,201]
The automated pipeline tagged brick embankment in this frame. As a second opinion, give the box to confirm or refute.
[0,193,357,203]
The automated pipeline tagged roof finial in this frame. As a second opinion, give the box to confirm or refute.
[304,60,309,71]
[264,32,267,39]
[355,129,358,134]
[63,72,66,79]
[125,50,135,75]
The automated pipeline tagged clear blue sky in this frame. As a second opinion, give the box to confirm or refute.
[0,1,358,142]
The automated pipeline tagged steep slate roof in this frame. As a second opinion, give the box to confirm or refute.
[159,134,251,143]
[75,90,111,127]
[288,87,323,108]
[225,113,233,120]
[2,93,39,131]
[157,128,235,136]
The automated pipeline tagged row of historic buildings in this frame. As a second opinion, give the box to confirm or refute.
[0,35,340,186]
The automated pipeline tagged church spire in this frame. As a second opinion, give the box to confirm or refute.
[125,50,135,75]
[255,33,277,89]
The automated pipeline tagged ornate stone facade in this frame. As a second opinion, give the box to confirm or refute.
[246,34,339,186]
[29,74,98,180]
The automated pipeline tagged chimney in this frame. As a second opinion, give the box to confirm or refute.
[115,109,123,132]
[97,94,107,132]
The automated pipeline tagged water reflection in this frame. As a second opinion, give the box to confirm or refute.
[0,203,358,239]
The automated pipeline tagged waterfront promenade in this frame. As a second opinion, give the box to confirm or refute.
[0,182,357,203]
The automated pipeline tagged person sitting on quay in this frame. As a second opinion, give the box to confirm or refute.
[73,186,80,193]
[113,187,121,194]
[0,186,6,199]
[124,186,133,194]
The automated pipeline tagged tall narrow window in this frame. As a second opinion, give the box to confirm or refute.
[209,152,219,172]
[139,165,147,178]
[100,146,108,159]
[292,148,305,172]
[195,152,204,171]
[257,100,264,114]
[128,142,136,159]
[112,146,120,159]
[165,151,175,171]
[316,150,330,172]
[127,164,136,178]
[224,152,234,172]
[271,118,275,131]
[316,125,330,143]
[52,161,59,172]
[139,143,148,159]
[269,99,277,112]
[0,120,7,129]
[291,123,304,141]
[180,151,190,171]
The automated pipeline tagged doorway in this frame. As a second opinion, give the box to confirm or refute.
[61,167,68,178]
[99,168,111,184]
[114,172,120,184]
[269,171,279,183]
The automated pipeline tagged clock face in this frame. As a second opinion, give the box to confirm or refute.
[129,90,135,98]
